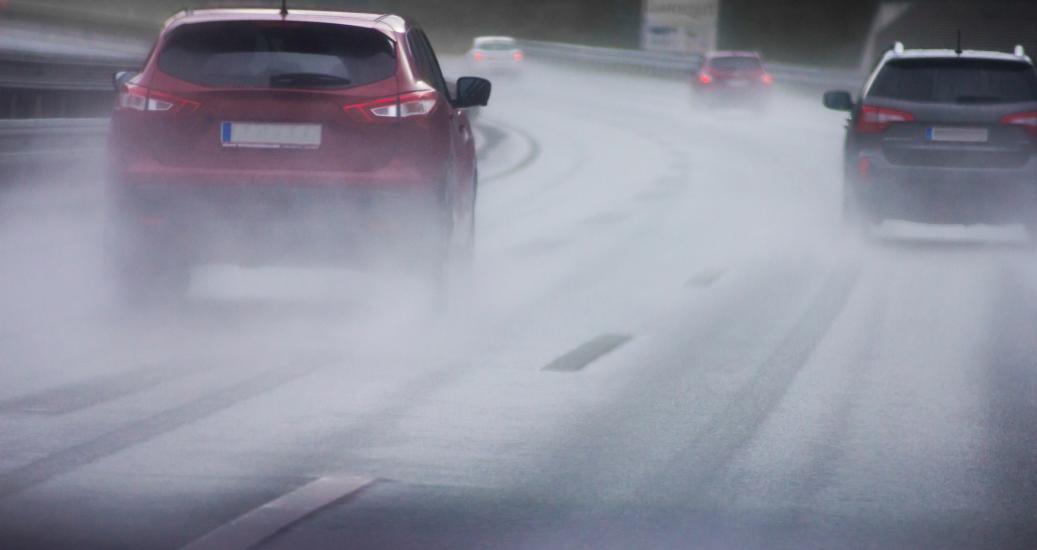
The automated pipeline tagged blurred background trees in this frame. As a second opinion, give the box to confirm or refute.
[3,1,1033,69]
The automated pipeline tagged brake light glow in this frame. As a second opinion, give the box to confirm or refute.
[856,104,914,134]
[1001,111,1037,137]
[761,73,774,85]
[473,51,486,61]
[117,84,199,114]
[698,72,713,85]
[513,50,524,62]
[857,157,872,179]
[343,91,438,122]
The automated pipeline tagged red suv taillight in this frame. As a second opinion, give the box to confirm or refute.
[473,51,486,61]
[761,73,774,85]
[855,104,914,134]
[1001,111,1037,137]
[343,91,438,123]
[117,83,200,114]
[698,72,713,85]
[513,51,524,62]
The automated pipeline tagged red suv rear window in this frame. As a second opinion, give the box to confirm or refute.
[709,57,763,71]
[157,21,397,89]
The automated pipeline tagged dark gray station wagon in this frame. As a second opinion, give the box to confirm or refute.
[824,43,1037,234]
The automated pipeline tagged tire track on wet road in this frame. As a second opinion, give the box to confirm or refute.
[981,265,1037,545]
[642,262,860,504]
[0,363,205,416]
[0,360,325,499]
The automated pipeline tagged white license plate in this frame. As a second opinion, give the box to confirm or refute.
[926,127,988,143]
[221,122,322,149]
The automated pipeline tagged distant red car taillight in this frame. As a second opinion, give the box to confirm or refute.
[855,104,914,134]
[761,73,774,85]
[343,91,438,123]
[698,72,713,85]
[1001,111,1037,137]
[513,50,524,62]
[473,51,486,61]
[117,83,200,114]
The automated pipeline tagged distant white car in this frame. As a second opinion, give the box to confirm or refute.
[467,36,524,75]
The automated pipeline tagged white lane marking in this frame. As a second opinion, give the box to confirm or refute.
[181,475,374,550]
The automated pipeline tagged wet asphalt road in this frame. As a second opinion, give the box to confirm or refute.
[1,60,1036,549]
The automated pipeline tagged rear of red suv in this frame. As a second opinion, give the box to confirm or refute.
[107,9,490,299]
[692,52,774,110]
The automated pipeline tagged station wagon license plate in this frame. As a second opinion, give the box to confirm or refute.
[926,127,989,143]
[221,122,322,149]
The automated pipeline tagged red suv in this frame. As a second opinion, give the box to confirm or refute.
[692,51,773,110]
[107,8,491,299]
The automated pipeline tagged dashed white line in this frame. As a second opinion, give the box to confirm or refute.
[181,475,375,550]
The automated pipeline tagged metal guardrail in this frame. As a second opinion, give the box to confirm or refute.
[516,39,864,91]
[0,55,140,91]
[0,118,108,166]
[0,19,145,125]
[518,40,705,72]
[0,22,128,172]
[0,18,147,91]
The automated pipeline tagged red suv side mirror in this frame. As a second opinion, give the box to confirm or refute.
[455,77,491,108]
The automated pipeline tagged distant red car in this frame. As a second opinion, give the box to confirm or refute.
[107,8,491,298]
[691,51,773,109]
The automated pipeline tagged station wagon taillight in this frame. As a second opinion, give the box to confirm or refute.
[855,104,914,134]
[1001,111,1037,137]
[117,84,200,114]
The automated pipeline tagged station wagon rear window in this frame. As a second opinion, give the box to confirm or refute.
[869,58,1037,104]
[157,21,397,89]
[476,40,517,51]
